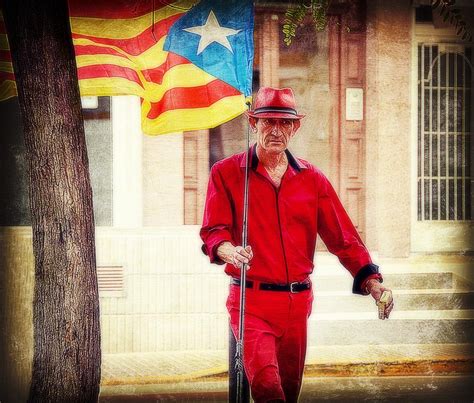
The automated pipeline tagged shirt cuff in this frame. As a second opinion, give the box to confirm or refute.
[352,263,383,295]
[201,231,233,265]
[361,274,383,295]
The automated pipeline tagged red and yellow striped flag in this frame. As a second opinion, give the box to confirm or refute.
[0,0,254,135]
[0,11,15,100]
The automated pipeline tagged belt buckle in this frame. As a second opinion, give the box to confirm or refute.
[290,282,299,293]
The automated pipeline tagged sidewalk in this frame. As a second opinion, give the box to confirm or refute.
[100,343,474,388]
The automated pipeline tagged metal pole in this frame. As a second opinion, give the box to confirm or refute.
[229,325,249,402]
[235,102,252,403]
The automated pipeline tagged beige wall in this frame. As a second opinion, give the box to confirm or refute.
[142,133,184,226]
[366,0,412,257]
[280,23,332,177]
[0,228,34,403]
[95,227,229,353]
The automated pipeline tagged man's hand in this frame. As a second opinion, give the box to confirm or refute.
[366,279,394,320]
[216,241,253,270]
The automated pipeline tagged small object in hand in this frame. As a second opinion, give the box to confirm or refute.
[376,290,392,320]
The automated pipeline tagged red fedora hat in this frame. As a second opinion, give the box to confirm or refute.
[247,87,305,120]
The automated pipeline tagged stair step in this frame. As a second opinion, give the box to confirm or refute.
[305,342,474,364]
[313,289,474,312]
[311,272,469,291]
[308,310,474,345]
[304,343,474,376]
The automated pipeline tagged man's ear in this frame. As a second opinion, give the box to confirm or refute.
[292,119,301,133]
[248,117,258,131]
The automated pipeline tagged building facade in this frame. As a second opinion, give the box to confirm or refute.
[1,1,472,254]
[0,0,473,399]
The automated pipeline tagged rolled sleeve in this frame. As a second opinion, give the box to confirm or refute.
[200,164,235,265]
[353,264,383,295]
[200,228,234,264]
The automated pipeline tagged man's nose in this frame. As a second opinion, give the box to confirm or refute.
[271,123,283,135]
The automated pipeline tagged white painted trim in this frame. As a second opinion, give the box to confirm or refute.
[415,23,468,43]
[112,96,143,228]
[410,10,419,252]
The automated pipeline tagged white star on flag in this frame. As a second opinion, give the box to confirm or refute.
[183,10,241,55]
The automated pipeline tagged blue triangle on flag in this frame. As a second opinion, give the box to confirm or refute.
[164,0,254,97]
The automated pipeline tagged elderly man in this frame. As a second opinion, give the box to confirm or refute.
[200,87,393,403]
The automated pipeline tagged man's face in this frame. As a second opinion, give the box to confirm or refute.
[250,117,300,154]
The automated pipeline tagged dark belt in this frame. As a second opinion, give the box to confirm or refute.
[231,278,311,293]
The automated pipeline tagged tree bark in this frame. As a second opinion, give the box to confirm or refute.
[2,1,101,401]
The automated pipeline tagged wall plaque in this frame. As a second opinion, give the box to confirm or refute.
[346,88,363,121]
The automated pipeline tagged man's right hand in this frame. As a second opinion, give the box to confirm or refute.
[216,242,253,270]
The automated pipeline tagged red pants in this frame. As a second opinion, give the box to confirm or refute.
[227,283,313,403]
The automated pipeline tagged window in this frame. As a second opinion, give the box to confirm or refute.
[417,44,472,221]
[0,96,113,226]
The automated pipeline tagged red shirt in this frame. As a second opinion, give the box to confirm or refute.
[200,145,382,294]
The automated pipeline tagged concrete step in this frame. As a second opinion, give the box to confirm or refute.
[308,309,474,345]
[313,289,474,313]
[305,342,474,377]
[311,271,470,292]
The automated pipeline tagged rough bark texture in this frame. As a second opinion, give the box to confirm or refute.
[2,1,101,401]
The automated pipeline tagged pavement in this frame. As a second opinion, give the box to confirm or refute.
[99,343,474,400]
[101,344,474,386]
[100,376,474,402]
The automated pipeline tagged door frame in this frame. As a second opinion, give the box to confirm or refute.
[410,23,473,252]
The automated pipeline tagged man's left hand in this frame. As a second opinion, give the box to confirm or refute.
[366,279,394,319]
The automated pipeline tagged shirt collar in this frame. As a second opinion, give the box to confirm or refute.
[240,143,306,172]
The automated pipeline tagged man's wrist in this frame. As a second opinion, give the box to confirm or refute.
[216,241,235,265]
[365,278,381,294]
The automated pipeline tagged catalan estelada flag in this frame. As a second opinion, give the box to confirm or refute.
[0,11,15,100]
[0,0,254,135]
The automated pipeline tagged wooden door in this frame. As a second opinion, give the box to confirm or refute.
[329,0,368,240]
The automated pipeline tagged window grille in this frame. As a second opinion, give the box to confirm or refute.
[417,43,472,221]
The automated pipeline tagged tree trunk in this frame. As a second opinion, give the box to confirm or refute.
[2,1,101,401]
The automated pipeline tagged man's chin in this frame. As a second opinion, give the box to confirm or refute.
[265,142,286,151]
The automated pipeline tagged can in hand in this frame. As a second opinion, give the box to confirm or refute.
[376,290,392,320]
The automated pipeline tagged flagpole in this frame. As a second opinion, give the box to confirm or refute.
[235,101,252,403]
